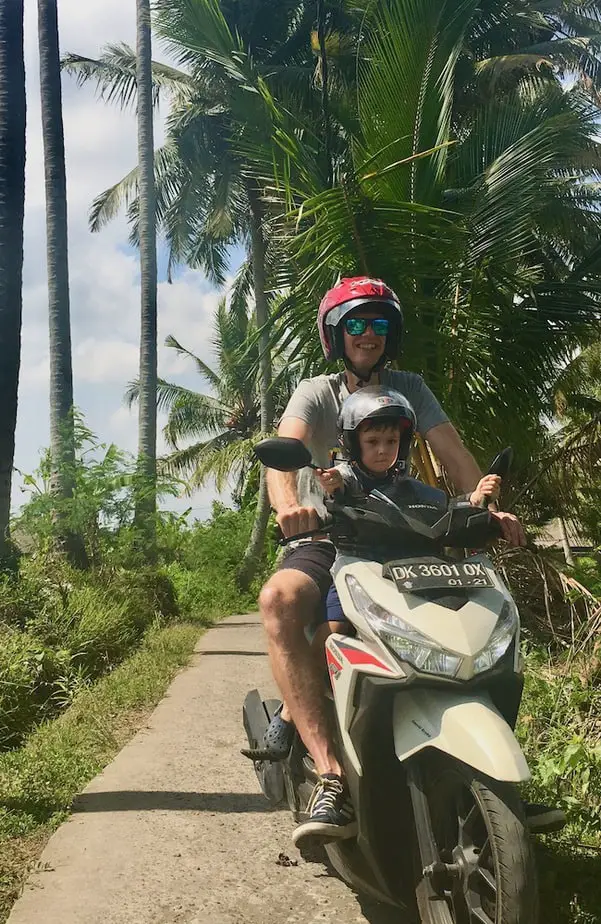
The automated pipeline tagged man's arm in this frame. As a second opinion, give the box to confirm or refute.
[425,422,526,546]
[424,422,482,494]
[266,416,321,536]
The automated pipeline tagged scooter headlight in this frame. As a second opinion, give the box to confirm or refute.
[472,601,518,675]
[345,575,462,678]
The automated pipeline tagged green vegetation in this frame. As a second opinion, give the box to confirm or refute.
[1,419,271,753]
[0,422,269,920]
[0,622,201,921]
[501,550,601,922]
[1,0,601,920]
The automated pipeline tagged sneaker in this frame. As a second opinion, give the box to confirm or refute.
[292,774,358,848]
[524,801,566,834]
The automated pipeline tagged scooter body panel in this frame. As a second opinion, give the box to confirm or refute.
[392,688,531,782]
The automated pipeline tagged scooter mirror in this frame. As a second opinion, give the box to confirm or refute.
[486,447,513,478]
[254,437,314,472]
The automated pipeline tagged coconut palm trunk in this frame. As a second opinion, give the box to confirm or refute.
[134,0,158,551]
[0,0,26,561]
[38,0,87,567]
[238,185,273,588]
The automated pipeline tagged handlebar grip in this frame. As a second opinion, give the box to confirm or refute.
[279,517,332,546]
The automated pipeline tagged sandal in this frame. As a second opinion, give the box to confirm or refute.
[241,704,295,762]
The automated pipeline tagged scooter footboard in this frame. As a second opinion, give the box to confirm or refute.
[392,689,530,782]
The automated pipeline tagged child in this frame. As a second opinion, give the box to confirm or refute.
[316,386,500,624]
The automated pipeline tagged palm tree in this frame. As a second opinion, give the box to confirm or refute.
[513,343,601,543]
[134,0,158,552]
[37,0,87,567]
[460,0,601,106]
[63,0,316,578]
[125,298,298,513]
[262,0,601,470]
[0,0,26,561]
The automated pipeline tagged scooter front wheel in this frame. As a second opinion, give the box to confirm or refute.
[413,756,539,924]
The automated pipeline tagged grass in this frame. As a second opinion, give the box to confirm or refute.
[0,621,203,922]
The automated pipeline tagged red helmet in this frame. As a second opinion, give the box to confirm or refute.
[317,276,404,361]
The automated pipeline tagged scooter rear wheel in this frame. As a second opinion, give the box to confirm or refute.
[414,756,538,924]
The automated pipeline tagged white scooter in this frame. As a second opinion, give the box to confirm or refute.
[243,437,539,924]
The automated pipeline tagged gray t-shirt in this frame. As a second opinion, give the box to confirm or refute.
[280,370,449,517]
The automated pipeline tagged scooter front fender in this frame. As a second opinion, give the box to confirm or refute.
[393,689,530,782]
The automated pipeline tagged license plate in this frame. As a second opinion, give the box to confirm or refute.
[385,557,494,592]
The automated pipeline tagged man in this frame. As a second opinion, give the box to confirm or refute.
[257,276,561,848]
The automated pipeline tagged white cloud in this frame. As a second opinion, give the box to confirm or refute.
[73,337,139,383]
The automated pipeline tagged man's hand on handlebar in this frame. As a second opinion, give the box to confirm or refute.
[276,505,321,538]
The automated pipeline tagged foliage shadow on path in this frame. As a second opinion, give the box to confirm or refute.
[200,650,267,657]
[71,790,286,814]
[211,621,261,629]
[70,790,286,813]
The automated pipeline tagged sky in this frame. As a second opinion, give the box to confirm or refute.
[15,0,235,520]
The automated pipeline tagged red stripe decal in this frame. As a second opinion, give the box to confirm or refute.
[337,641,393,673]
[326,648,343,673]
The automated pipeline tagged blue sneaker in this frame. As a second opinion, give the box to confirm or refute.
[292,774,357,847]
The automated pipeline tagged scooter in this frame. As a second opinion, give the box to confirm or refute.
[243,437,539,923]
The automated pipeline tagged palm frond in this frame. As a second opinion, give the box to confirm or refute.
[62,44,193,110]
[164,334,220,388]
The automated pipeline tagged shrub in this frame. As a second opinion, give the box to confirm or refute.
[104,567,180,629]
[519,648,601,838]
[60,585,141,675]
[0,575,39,632]
[0,629,69,750]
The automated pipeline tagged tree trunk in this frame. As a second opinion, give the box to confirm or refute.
[558,515,574,567]
[0,0,26,562]
[38,0,87,567]
[316,0,332,187]
[238,186,273,588]
[134,0,158,554]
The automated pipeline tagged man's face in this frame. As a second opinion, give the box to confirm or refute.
[342,311,386,375]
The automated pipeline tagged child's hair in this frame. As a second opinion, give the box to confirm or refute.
[358,418,403,435]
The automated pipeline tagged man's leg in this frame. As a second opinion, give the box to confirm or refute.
[259,567,342,777]
[280,619,347,724]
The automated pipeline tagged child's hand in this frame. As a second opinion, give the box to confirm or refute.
[470,474,501,506]
[316,467,344,495]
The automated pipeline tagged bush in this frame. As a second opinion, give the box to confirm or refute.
[519,648,601,839]
[0,490,272,752]
[0,629,69,750]
[0,575,39,632]
[0,559,187,750]
[569,555,601,597]
[104,567,180,629]
[60,585,143,675]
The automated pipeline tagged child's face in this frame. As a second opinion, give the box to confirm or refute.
[357,422,401,474]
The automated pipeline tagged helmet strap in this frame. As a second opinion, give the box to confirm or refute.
[342,352,388,387]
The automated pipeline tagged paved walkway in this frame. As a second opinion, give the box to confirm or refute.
[8,615,398,924]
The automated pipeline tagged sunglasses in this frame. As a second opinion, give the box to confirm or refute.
[343,316,390,337]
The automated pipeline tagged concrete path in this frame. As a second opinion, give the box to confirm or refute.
[8,615,399,924]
